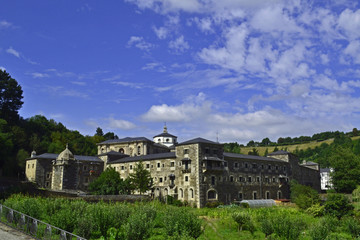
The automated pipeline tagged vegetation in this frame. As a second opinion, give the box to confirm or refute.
[3,194,360,240]
[129,161,153,195]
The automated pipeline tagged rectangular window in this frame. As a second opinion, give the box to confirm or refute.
[230,176,234,182]
[234,162,239,168]
[273,178,276,182]
[130,165,132,170]
[275,166,279,170]
[32,164,34,168]
[248,177,252,182]
[121,166,125,170]
[245,163,248,168]
[159,178,163,183]
[252,164,257,169]
[224,162,228,167]
[83,165,87,171]
[157,163,160,168]
[211,176,216,185]
[170,162,175,167]
[257,177,260,182]
[28,164,30,169]
[268,165,271,170]
[46,173,50,179]
[238,192,243,200]
[185,176,189,181]
[146,164,150,169]
[162,163,165,167]
[184,149,189,154]
[205,148,209,154]
[239,177,243,182]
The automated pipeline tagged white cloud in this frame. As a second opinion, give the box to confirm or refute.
[0,20,12,29]
[0,66,5,71]
[30,72,49,78]
[344,40,360,64]
[168,35,189,53]
[191,17,213,33]
[71,81,87,86]
[6,47,20,58]
[107,117,136,130]
[142,62,166,72]
[127,36,154,50]
[338,8,360,40]
[153,26,168,39]
[111,81,143,89]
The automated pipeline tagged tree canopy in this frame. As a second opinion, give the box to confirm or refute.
[0,70,23,123]
[129,161,153,195]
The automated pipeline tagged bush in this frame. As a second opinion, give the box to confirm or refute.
[121,210,155,240]
[325,232,352,240]
[324,194,354,219]
[305,203,325,217]
[232,211,251,231]
[290,181,320,209]
[340,216,360,237]
[307,216,338,240]
[205,201,223,208]
[163,207,202,238]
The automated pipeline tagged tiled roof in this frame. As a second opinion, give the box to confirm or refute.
[98,137,152,145]
[178,137,221,146]
[27,153,102,162]
[223,152,285,163]
[97,151,129,157]
[110,152,176,164]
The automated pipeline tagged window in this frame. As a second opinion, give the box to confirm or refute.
[265,177,269,183]
[28,164,30,169]
[162,163,165,167]
[45,182,49,187]
[164,188,168,196]
[121,166,125,170]
[273,178,276,183]
[275,165,279,170]
[137,146,141,155]
[257,177,260,182]
[268,165,271,170]
[224,162,228,167]
[248,177,252,182]
[205,148,209,154]
[180,188,184,198]
[170,162,175,167]
[159,177,163,183]
[278,191,282,199]
[239,176,244,182]
[119,148,124,154]
[261,165,264,169]
[166,138,169,142]
[146,164,150,169]
[184,149,189,154]
[157,163,160,168]
[266,191,270,199]
[207,190,216,199]
[185,176,189,182]
[164,176,167,181]
[130,165,133,170]
[238,192,243,200]
[252,164,257,169]
[83,165,87,171]
[283,166,286,171]
[245,163,248,168]
[189,189,194,198]
[151,165,153,168]
[211,176,216,185]
[234,162,239,168]
[253,192,257,200]
[230,176,234,182]
[32,164,35,168]
[46,173,50,179]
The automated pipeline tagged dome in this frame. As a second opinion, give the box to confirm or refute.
[57,144,74,160]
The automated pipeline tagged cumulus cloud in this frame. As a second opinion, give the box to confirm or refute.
[168,35,189,53]
[338,9,360,40]
[127,36,154,50]
[30,72,49,78]
[153,26,168,39]
[0,20,12,29]
[107,117,136,130]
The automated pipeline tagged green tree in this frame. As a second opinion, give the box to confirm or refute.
[89,167,132,195]
[129,161,153,195]
[329,147,360,193]
[0,70,23,123]
[95,127,104,136]
[290,180,320,209]
[324,194,354,219]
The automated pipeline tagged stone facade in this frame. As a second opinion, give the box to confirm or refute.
[25,127,320,207]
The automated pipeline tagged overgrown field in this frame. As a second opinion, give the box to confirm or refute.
[2,194,360,240]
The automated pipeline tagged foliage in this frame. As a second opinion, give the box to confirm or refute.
[163,207,202,238]
[290,180,320,209]
[329,147,360,193]
[129,161,153,195]
[0,70,23,124]
[205,201,223,208]
[307,216,338,240]
[324,194,354,219]
[231,211,251,231]
[89,167,133,195]
[305,203,325,217]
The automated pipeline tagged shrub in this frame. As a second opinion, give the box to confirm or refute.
[307,216,338,240]
[163,207,202,239]
[340,216,360,237]
[305,203,325,217]
[232,211,251,231]
[205,201,223,208]
[324,194,354,219]
[121,211,154,240]
[290,181,320,209]
[325,232,352,240]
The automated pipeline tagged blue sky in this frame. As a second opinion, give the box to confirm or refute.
[1,0,360,144]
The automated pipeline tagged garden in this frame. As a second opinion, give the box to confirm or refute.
[2,191,360,240]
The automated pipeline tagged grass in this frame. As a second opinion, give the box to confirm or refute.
[240,136,360,156]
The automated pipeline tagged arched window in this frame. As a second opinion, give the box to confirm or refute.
[189,188,194,199]
[207,190,217,200]
[266,191,270,199]
[119,148,124,154]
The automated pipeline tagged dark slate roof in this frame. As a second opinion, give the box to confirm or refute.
[302,161,318,166]
[153,132,177,138]
[268,150,290,156]
[97,151,129,157]
[98,137,152,145]
[153,143,170,149]
[178,137,221,146]
[110,152,176,164]
[27,153,102,162]
[223,152,285,163]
